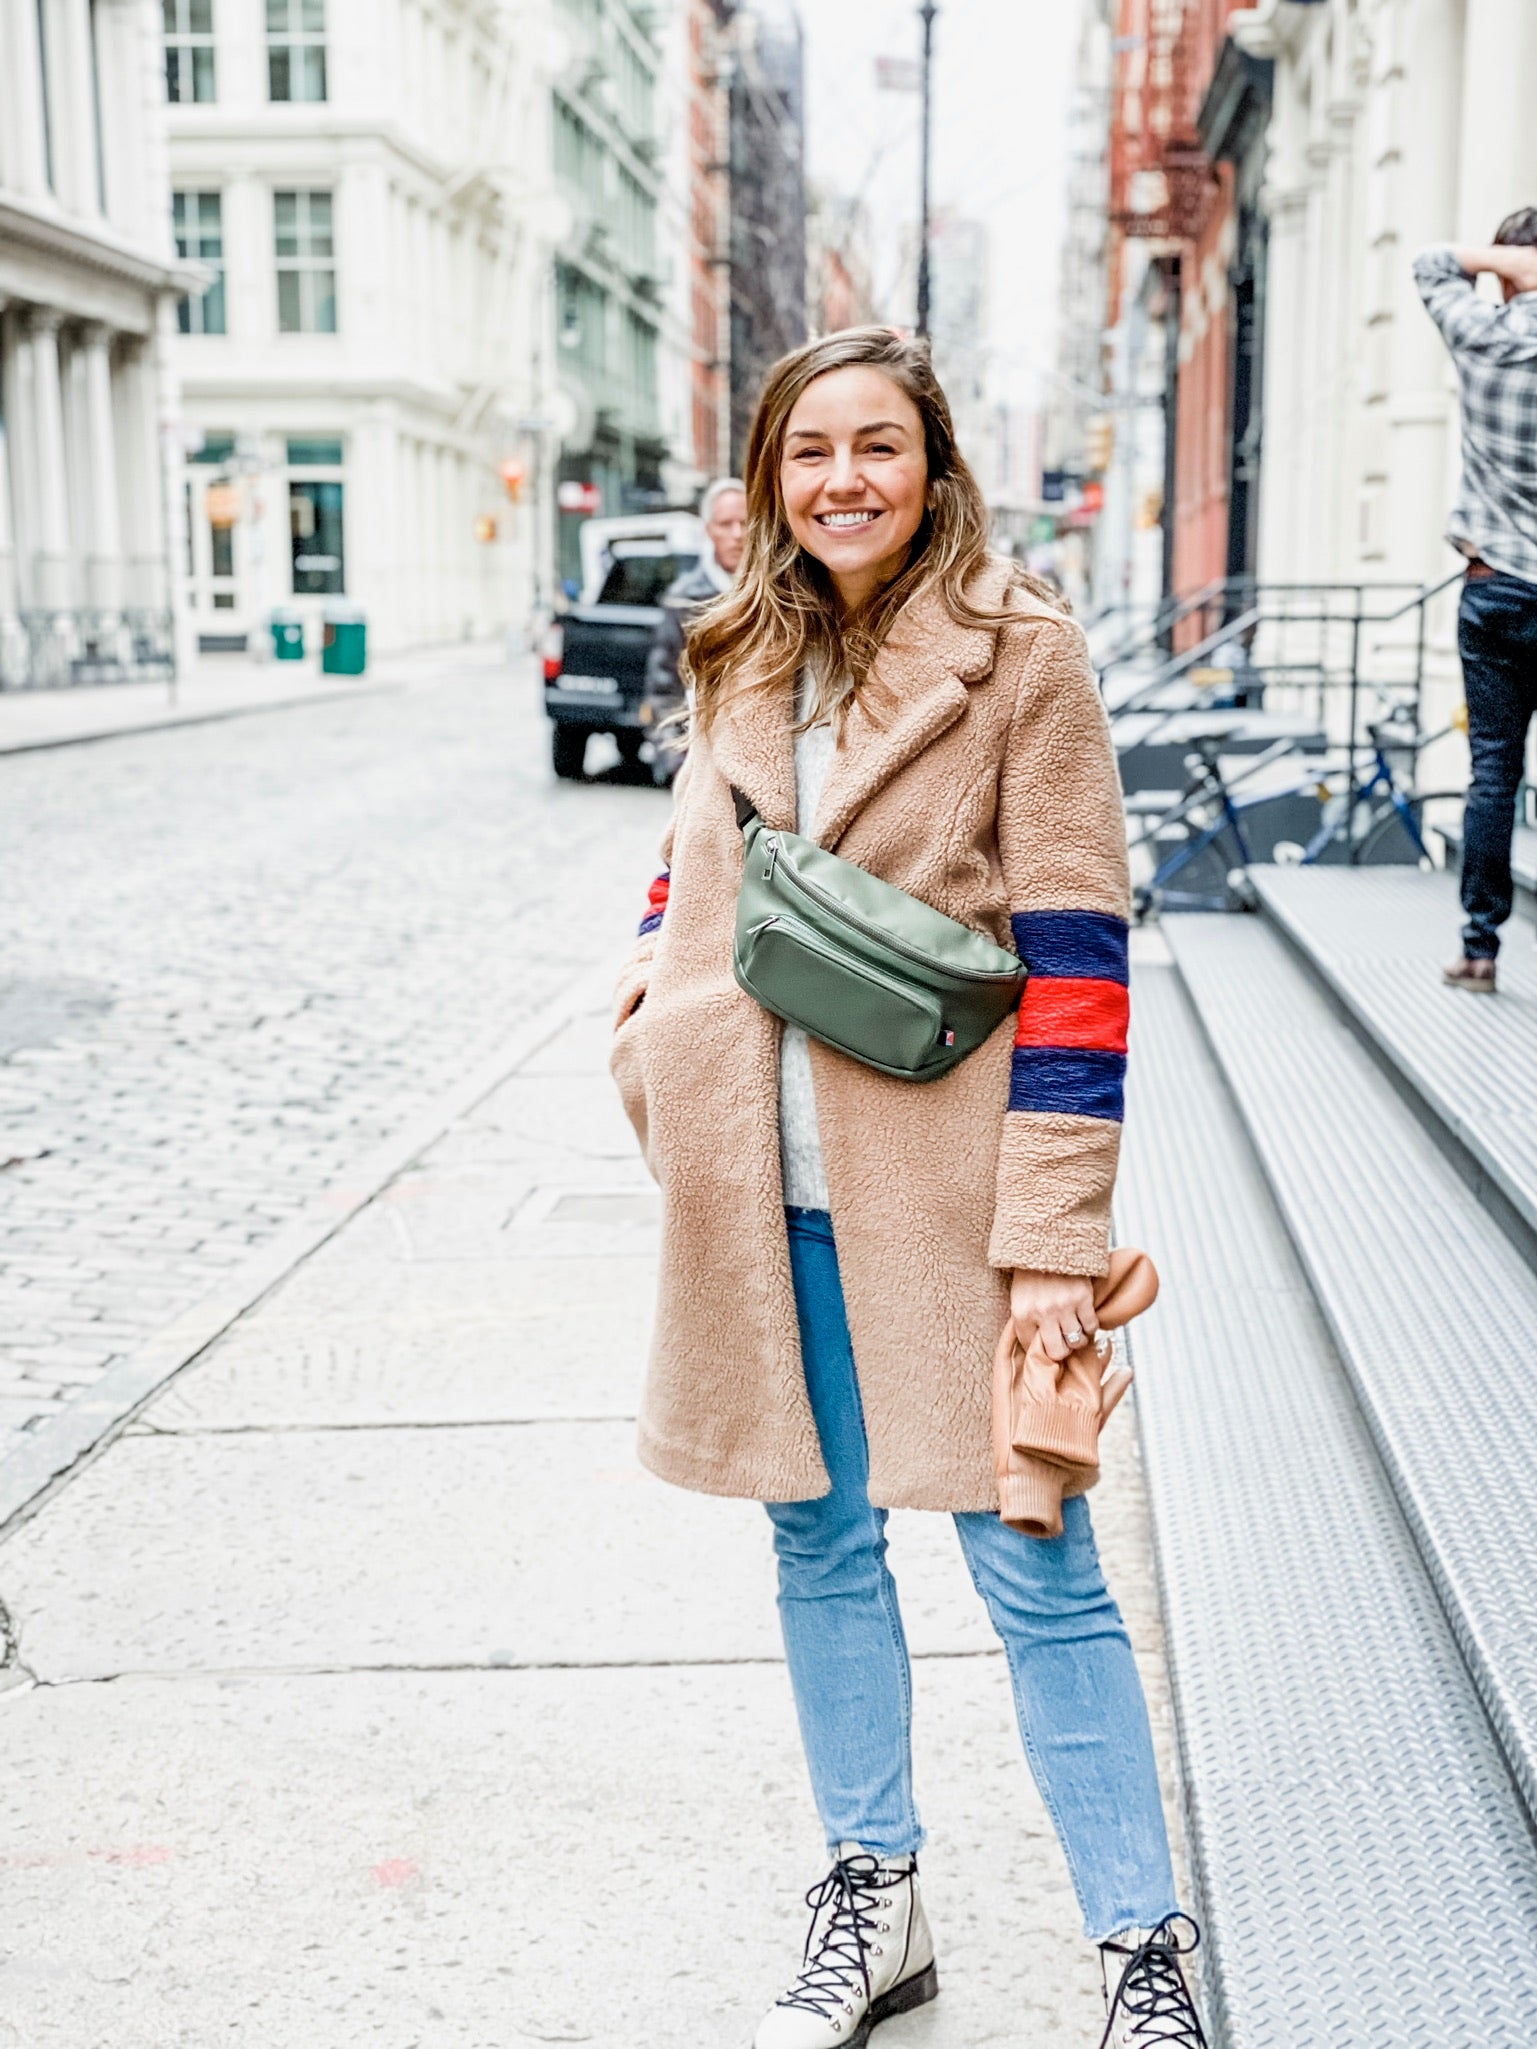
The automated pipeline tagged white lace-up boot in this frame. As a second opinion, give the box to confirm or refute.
[1098,1915,1208,2047]
[753,1844,938,2048]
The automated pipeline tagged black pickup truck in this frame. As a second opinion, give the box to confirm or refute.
[543,517,703,780]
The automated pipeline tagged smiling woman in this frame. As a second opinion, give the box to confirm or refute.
[686,326,1059,735]
[609,326,1210,2048]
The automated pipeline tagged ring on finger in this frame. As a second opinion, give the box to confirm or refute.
[1064,1325,1086,1348]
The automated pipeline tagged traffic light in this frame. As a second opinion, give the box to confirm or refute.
[1085,414,1115,475]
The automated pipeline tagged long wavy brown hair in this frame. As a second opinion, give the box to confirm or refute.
[685,326,1065,736]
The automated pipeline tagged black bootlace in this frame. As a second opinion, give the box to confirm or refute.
[776,1853,899,2022]
[1098,1914,1208,2047]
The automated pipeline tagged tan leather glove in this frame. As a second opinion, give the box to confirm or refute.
[992,1247,1159,1538]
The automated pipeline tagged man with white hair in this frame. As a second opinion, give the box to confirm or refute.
[644,477,747,784]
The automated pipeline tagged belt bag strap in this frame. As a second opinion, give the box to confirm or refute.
[728,786,1027,1083]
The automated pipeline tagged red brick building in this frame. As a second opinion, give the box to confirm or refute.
[687,1,733,482]
[1108,0,1273,607]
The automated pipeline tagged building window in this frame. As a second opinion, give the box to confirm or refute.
[290,479,344,594]
[274,190,336,331]
[267,0,326,102]
[173,192,226,334]
[187,430,237,466]
[163,0,215,103]
[286,437,343,466]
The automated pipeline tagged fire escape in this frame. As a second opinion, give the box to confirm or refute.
[1110,0,1215,246]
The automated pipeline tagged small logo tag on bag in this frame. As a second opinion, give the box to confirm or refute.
[943,1029,955,1046]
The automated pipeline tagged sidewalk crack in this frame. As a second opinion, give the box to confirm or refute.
[0,1592,39,1693]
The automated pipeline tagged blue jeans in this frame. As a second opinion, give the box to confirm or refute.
[767,1207,1179,1943]
[1458,569,1537,958]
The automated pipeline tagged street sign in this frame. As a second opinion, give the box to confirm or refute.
[876,55,920,89]
[556,480,602,515]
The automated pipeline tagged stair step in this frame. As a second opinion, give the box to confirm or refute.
[1162,913,1537,1835]
[1251,865,1537,1252]
[1120,958,1537,2043]
[1439,819,1537,907]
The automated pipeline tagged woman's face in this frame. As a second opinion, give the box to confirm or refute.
[779,366,928,608]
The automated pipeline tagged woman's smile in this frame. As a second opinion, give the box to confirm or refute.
[779,364,930,609]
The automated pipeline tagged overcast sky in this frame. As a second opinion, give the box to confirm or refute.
[799,0,1079,414]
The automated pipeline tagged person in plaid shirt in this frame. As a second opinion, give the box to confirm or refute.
[1415,212,1537,991]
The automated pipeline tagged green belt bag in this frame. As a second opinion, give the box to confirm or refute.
[730,788,1027,1082]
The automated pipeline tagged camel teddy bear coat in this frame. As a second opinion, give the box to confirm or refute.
[609,557,1131,1513]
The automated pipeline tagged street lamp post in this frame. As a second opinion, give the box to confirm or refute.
[916,1,938,338]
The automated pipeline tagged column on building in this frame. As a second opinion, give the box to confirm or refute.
[24,310,75,614]
[76,326,127,613]
[115,330,171,614]
[0,304,23,681]
[1376,0,1466,589]
[350,402,400,649]
[1248,0,1307,589]
[1,2,52,196]
[1317,13,1366,582]
[1456,0,1537,246]
[41,0,105,218]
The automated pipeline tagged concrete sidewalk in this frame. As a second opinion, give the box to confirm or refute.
[0,641,493,754]
[0,969,1189,2048]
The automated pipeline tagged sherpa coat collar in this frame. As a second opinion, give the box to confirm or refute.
[709,582,996,848]
[611,559,1133,1512]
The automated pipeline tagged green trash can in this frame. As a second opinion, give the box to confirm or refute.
[321,600,367,676]
[271,608,305,661]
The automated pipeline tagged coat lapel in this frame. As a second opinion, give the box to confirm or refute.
[709,668,798,830]
[813,580,999,850]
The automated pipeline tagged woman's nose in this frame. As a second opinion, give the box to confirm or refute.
[826,450,862,495]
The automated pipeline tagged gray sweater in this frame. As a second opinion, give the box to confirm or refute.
[779,699,836,1210]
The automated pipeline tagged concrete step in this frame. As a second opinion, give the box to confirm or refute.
[1250,865,1537,1257]
[1119,954,1537,2043]
[1162,913,1537,1848]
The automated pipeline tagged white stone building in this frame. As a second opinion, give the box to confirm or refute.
[1241,0,1537,743]
[165,0,564,655]
[1,0,195,687]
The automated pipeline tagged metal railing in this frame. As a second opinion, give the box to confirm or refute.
[1102,572,1463,721]
[0,608,176,691]
[1104,570,1467,848]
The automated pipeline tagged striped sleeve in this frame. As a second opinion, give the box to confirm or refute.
[637,871,670,937]
[1008,909,1129,1122]
[988,611,1132,1278]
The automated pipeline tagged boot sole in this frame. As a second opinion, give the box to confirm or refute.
[849,1960,939,2044]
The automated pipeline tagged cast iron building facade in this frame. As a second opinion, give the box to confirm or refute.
[725,0,806,468]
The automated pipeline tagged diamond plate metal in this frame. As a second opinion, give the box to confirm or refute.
[1165,913,1537,1830]
[1252,865,1537,1243]
[1120,960,1537,2046]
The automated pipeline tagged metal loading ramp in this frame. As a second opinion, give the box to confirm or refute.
[1166,912,1537,1819]
[1118,957,1537,2045]
[1249,863,1537,1248]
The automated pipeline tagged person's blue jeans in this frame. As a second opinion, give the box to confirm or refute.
[1458,568,1537,959]
[766,1207,1179,1943]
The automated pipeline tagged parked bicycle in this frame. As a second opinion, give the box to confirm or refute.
[1129,714,1465,918]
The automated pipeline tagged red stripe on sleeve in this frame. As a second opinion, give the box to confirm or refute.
[1015,976,1129,1054]
[646,874,670,914]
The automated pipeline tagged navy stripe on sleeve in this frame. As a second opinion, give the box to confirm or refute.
[1010,910,1129,985]
[1008,1045,1126,1121]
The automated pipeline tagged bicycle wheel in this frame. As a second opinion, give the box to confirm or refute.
[1353,793,1465,867]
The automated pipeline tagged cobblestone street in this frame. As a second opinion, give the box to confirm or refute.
[0,651,669,1450]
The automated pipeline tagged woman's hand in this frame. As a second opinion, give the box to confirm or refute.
[1009,1269,1098,1363]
